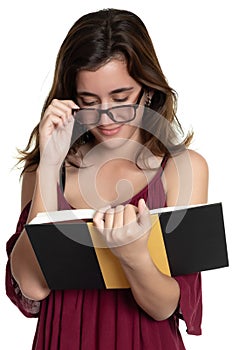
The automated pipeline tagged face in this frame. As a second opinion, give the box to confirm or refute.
[76,59,145,146]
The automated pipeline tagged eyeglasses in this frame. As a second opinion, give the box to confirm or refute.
[73,89,144,125]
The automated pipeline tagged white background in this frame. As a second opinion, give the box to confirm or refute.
[0,0,232,349]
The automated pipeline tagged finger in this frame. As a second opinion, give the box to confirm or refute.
[112,205,124,229]
[49,100,78,124]
[93,205,111,230]
[60,100,79,110]
[93,210,105,231]
[121,205,142,244]
[137,198,149,216]
[138,198,148,211]
[40,115,64,134]
[51,100,78,121]
[137,198,151,230]
[123,204,137,226]
[47,106,72,126]
[44,105,68,119]
[104,208,115,229]
[51,99,78,111]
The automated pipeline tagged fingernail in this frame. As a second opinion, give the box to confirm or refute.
[72,108,79,115]
[140,198,146,206]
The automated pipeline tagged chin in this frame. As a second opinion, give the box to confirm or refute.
[95,137,131,149]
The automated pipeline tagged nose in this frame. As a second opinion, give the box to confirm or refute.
[98,109,114,125]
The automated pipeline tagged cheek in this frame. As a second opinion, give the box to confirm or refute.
[134,106,145,125]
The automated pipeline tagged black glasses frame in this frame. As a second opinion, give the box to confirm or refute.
[72,88,144,125]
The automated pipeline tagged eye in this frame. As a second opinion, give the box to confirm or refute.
[114,97,128,103]
[78,97,99,107]
[83,101,98,106]
[112,93,131,103]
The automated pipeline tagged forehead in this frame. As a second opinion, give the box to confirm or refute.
[76,59,139,93]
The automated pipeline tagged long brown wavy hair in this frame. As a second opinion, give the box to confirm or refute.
[18,8,192,174]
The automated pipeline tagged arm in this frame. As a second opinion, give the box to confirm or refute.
[10,99,77,301]
[94,150,209,321]
[10,168,59,301]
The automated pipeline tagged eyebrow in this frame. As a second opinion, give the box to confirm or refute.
[77,87,134,97]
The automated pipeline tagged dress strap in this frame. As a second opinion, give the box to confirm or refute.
[60,162,66,192]
[160,154,169,170]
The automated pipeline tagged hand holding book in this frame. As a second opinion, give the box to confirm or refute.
[93,199,151,259]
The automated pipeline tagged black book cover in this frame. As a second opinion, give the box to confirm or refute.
[26,222,106,290]
[159,203,228,276]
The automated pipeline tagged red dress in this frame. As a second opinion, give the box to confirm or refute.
[5,160,202,349]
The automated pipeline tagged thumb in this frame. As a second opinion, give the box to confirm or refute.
[138,198,149,214]
[137,199,151,229]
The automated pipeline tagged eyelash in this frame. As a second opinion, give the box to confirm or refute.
[82,97,129,106]
[115,97,128,102]
[83,101,98,106]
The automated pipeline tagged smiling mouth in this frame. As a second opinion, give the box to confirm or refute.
[97,125,123,136]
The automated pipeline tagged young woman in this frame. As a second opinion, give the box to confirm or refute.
[6,8,208,350]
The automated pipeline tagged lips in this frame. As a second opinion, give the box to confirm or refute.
[97,125,123,136]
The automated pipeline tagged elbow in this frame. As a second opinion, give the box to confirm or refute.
[152,311,175,322]
[11,261,50,301]
[10,250,51,301]
[150,301,180,321]
[144,298,180,322]
[19,280,50,301]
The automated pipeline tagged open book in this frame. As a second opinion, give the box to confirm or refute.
[28,203,204,225]
[25,202,229,290]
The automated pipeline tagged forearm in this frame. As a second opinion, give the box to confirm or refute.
[120,251,180,321]
[10,166,59,300]
[27,165,59,222]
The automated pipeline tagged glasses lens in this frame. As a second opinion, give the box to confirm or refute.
[111,106,135,122]
[74,109,99,125]
[74,105,136,125]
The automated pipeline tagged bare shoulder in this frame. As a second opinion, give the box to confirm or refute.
[162,149,209,206]
[165,149,208,174]
[186,149,208,171]
[21,165,37,211]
